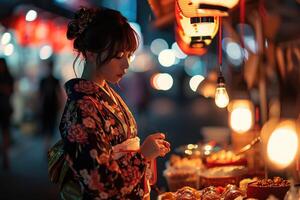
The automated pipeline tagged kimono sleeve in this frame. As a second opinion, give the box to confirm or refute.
[60,97,147,198]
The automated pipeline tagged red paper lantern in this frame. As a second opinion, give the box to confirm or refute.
[33,19,50,44]
[13,13,39,46]
[11,12,72,52]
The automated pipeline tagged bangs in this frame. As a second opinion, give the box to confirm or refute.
[114,24,139,56]
[95,21,139,65]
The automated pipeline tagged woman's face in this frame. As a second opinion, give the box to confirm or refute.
[96,51,131,84]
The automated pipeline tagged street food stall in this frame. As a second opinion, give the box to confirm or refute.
[147,0,300,199]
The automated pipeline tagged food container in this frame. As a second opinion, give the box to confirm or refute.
[199,166,248,188]
[163,167,200,191]
[200,176,242,188]
[247,177,290,200]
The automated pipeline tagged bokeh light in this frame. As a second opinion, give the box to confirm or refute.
[226,42,243,66]
[4,43,14,56]
[230,107,253,133]
[189,75,205,92]
[171,42,187,59]
[39,45,53,60]
[129,48,154,72]
[158,49,176,67]
[267,125,298,168]
[226,42,242,60]
[25,10,37,22]
[1,32,12,45]
[151,73,173,91]
[244,36,257,53]
[150,38,168,55]
[184,56,206,76]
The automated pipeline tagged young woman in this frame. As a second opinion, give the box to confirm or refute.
[58,7,170,199]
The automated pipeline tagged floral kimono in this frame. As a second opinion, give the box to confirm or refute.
[59,78,147,199]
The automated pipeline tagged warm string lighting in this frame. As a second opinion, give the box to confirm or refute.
[215,17,229,108]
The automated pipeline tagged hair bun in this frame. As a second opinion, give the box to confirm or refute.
[66,21,79,40]
[66,7,96,40]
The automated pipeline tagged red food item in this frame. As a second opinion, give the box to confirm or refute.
[216,186,225,194]
[202,187,221,200]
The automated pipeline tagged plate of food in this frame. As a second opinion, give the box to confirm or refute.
[205,150,247,168]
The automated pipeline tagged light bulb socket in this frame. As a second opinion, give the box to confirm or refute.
[217,75,225,85]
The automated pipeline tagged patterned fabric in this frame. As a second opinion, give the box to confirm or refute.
[59,78,147,200]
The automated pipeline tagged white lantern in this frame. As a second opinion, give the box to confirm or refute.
[175,1,219,48]
[177,0,240,17]
[175,26,207,55]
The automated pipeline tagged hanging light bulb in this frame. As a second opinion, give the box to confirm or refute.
[215,72,229,108]
[214,17,229,108]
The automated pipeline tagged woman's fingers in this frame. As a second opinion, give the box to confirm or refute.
[157,140,170,148]
[158,144,170,156]
[159,147,170,157]
[150,133,165,140]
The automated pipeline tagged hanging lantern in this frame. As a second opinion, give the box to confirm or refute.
[175,26,207,55]
[177,0,240,17]
[33,19,50,45]
[228,100,254,133]
[175,1,219,48]
[147,0,175,28]
[13,13,38,46]
[260,119,300,170]
[50,21,73,53]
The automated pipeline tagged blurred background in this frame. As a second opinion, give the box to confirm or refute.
[0,0,299,199]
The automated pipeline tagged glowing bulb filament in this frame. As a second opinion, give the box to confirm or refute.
[215,85,229,108]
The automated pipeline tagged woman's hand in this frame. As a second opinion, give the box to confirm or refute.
[140,133,171,161]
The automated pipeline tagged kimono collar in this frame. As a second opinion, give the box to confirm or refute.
[65,78,136,139]
[64,78,119,103]
[64,78,105,99]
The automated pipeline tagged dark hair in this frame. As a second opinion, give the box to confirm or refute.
[67,7,139,68]
[0,58,8,72]
[0,57,12,79]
